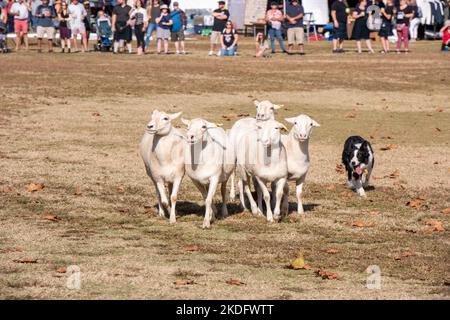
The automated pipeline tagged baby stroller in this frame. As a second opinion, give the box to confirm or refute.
[94,18,112,52]
[0,21,8,53]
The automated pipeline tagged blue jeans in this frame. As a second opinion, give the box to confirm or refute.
[145,23,157,49]
[268,28,286,53]
[221,46,236,56]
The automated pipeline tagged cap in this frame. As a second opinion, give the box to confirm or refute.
[173,1,179,5]
[160,4,168,9]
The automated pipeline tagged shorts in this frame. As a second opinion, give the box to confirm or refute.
[71,23,86,35]
[114,23,132,41]
[210,31,221,44]
[14,19,28,34]
[36,26,55,39]
[378,22,392,38]
[156,27,170,40]
[333,22,347,40]
[287,27,304,45]
[171,30,185,42]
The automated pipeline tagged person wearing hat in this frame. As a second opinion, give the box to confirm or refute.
[266,1,287,54]
[112,0,132,53]
[169,1,186,54]
[155,3,172,54]
[209,0,229,56]
[285,0,305,55]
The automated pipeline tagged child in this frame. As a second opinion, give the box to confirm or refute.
[440,20,450,51]
[379,0,395,54]
[255,32,268,58]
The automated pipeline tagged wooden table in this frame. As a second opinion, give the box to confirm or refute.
[244,23,267,37]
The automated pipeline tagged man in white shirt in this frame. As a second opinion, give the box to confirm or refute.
[68,0,88,52]
[10,0,30,50]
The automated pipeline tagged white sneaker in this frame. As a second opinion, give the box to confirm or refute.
[208,50,213,56]
[176,51,180,55]
[217,50,221,56]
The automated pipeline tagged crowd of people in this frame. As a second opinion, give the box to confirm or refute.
[0,0,449,56]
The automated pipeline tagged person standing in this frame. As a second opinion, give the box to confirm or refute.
[35,0,56,52]
[68,0,88,52]
[408,0,421,41]
[155,3,171,54]
[352,0,374,53]
[220,19,237,56]
[112,0,132,53]
[331,0,349,53]
[266,2,287,54]
[209,0,229,56]
[169,1,185,54]
[144,0,159,52]
[379,0,394,53]
[82,1,92,48]
[10,0,30,51]
[130,0,147,55]
[285,0,304,54]
[395,0,413,53]
[58,0,71,52]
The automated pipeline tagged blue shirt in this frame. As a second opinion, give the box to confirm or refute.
[35,5,56,27]
[285,4,304,28]
[157,14,171,30]
[170,9,183,32]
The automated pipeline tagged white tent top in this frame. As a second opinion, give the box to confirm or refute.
[174,0,217,10]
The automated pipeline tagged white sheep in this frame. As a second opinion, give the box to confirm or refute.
[139,110,185,223]
[236,119,288,222]
[282,114,320,214]
[228,100,283,206]
[182,118,234,229]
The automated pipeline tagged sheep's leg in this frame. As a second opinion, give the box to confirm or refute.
[192,180,216,218]
[155,181,169,218]
[255,177,273,223]
[229,173,236,202]
[355,178,366,197]
[238,178,248,210]
[281,182,289,215]
[169,178,182,224]
[273,178,286,221]
[243,176,259,215]
[203,176,219,229]
[221,181,228,218]
[254,176,264,215]
[295,177,306,214]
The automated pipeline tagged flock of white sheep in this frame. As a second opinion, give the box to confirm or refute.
[139,100,320,228]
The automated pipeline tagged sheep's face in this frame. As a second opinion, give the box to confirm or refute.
[182,118,212,144]
[254,100,283,122]
[285,115,320,142]
[257,120,287,147]
[146,110,182,136]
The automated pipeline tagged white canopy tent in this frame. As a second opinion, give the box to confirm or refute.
[174,0,217,10]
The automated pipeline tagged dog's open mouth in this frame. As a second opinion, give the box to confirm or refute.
[355,166,363,175]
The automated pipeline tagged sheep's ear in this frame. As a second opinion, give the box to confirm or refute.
[169,111,182,121]
[181,118,191,126]
[253,100,260,107]
[206,121,218,128]
[273,104,284,110]
[311,119,321,127]
[280,124,289,133]
[285,117,296,124]
[152,109,159,115]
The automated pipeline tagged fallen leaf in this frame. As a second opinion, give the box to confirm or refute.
[0,185,14,193]
[388,169,400,179]
[441,208,450,215]
[56,266,67,273]
[315,270,338,280]
[394,251,416,260]
[174,279,194,286]
[182,245,200,252]
[326,184,336,191]
[26,183,45,193]
[335,164,345,174]
[406,197,425,209]
[289,254,306,269]
[423,219,445,232]
[380,144,398,151]
[326,248,339,254]
[43,214,59,222]
[345,111,357,118]
[435,127,441,132]
[435,107,444,112]
[351,220,374,228]
[73,187,82,196]
[226,278,245,285]
[368,210,380,216]
[92,112,101,116]
[13,258,38,264]
[116,186,125,193]
[340,191,353,198]
[237,113,250,117]
[222,113,238,121]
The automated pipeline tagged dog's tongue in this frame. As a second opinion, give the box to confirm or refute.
[355,166,363,175]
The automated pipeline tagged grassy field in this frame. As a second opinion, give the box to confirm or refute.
[0,37,449,299]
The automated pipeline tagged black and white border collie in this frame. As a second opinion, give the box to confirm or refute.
[341,136,374,197]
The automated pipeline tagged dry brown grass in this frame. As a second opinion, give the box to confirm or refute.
[0,38,449,299]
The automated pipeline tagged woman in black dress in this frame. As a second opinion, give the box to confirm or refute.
[352,0,374,53]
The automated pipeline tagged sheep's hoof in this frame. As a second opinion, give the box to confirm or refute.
[202,221,211,229]
[169,218,176,224]
[267,217,274,223]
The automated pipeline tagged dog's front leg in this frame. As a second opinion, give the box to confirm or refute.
[354,177,366,197]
